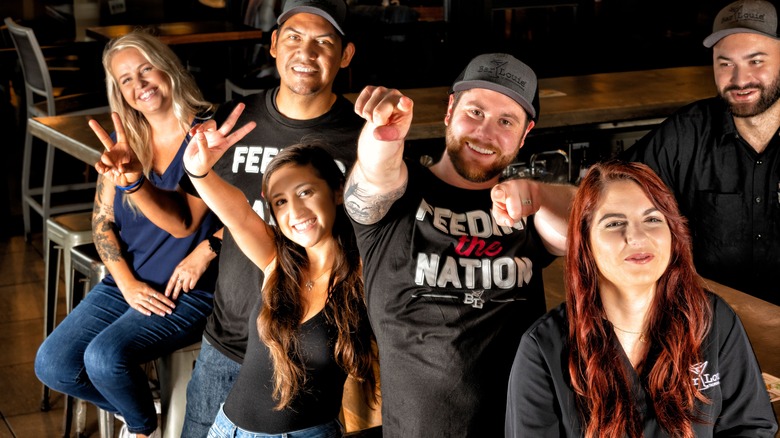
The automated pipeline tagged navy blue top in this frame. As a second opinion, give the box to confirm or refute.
[104,122,220,295]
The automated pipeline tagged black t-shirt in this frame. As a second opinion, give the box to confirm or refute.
[622,97,780,305]
[506,292,778,437]
[350,160,556,437]
[181,88,363,362]
[222,296,347,433]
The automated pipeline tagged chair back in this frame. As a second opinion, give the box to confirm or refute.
[4,17,57,117]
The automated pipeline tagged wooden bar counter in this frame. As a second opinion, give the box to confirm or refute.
[345,65,717,141]
[33,65,717,163]
[86,21,263,46]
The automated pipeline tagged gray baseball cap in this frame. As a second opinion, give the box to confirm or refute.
[277,0,347,36]
[452,53,540,122]
[703,0,780,48]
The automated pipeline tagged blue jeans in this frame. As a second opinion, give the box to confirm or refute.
[35,282,213,436]
[208,405,343,438]
[181,337,241,438]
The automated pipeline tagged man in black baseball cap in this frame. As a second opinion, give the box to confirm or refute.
[623,0,780,305]
[342,54,575,436]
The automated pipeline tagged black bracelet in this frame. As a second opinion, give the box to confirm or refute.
[183,162,209,179]
[116,175,145,194]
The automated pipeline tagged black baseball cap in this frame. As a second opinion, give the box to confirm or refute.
[452,53,540,122]
[704,0,780,47]
[277,0,348,36]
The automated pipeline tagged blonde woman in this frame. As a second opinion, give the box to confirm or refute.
[35,31,219,438]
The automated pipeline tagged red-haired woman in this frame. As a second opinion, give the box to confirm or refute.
[505,161,777,437]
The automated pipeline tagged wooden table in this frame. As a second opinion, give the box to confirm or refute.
[345,65,717,141]
[85,21,263,46]
[28,113,111,166]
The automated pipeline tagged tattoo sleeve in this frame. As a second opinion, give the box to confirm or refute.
[93,176,123,263]
[344,173,407,225]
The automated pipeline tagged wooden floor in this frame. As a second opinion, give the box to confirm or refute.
[0,233,122,438]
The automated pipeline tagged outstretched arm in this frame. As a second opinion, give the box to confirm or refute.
[344,86,414,225]
[182,125,274,271]
[491,178,574,256]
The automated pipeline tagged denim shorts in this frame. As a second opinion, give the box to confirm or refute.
[207,404,343,438]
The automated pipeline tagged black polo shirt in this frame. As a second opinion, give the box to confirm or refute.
[622,97,780,305]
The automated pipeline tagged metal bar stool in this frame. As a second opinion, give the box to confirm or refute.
[66,243,111,438]
[157,341,201,438]
[66,245,202,438]
[41,211,93,412]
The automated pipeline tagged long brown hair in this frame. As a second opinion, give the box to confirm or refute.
[258,144,377,410]
[566,160,712,438]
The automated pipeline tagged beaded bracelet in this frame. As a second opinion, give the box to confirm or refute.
[116,175,146,194]
[183,162,209,179]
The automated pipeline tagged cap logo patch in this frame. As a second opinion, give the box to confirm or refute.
[721,4,766,25]
[478,61,527,92]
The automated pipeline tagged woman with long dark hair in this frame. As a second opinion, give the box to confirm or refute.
[506,160,777,437]
[182,140,377,437]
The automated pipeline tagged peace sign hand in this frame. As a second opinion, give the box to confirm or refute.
[90,112,143,187]
[183,103,256,177]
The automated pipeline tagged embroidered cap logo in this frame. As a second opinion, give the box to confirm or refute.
[477,60,528,94]
[722,4,767,26]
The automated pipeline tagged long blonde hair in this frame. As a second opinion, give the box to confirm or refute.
[102,30,212,176]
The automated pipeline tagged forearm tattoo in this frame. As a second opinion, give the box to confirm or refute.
[344,178,407,225]
[93,177,123,263]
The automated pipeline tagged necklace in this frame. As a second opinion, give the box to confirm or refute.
[305,270,330,292]
[608,321,647,343]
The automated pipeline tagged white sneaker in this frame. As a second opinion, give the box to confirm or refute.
[115,399,162,438]
[118,424,133,438]
[118,424,162,438]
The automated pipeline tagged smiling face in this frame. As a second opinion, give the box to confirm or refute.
[270,12,354,97]
[110,47,172,115]
[713,33,780,117]
[589,180,672,294]
[266,163,341,250]
[443,88,534,183]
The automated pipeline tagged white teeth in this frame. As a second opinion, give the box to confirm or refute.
[468,143,494,155]
[293,66,315,73]
[293,218,315,231]
[139,89,156,100]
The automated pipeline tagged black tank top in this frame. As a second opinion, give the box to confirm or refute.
[223,297,346,433]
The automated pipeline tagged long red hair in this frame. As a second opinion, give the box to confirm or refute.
[565,160,712,438]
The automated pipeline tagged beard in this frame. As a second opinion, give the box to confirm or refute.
[722,73,780,117]
[444,126,517,183]
[284,79,322,97]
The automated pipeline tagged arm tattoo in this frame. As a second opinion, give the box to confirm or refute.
[93,176,123,263]
[344,178,407,225]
